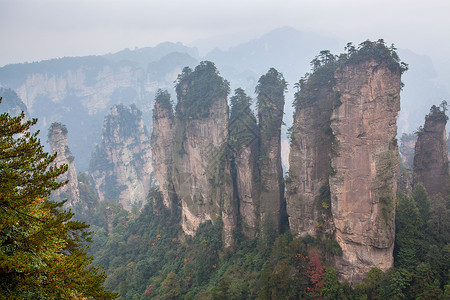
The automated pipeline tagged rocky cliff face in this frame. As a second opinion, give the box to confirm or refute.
[151,90,176,209]
[89,104,154,211]
[48,122,80,207]
[287,43,405,284]
[256,68,287,233]
[172,63,236,246]
[413,107,449,196]
[286,73,335,237]
[229,88,260,238]
[330,58,401,283]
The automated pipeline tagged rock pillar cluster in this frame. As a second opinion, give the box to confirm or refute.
[151,63,287,246]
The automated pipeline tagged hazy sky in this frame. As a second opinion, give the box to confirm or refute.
[1,0,450,79]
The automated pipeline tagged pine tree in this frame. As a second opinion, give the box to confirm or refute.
[0,98,116,299]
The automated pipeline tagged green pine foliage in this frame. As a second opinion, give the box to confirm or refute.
[175,61,230,119]
[0,98,116,299]
[294,39,408,109]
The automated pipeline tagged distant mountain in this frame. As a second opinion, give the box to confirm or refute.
[0,42,199,171]
[397,49,449,133]
[0,28,447,171]
[204,27,340,126]
[104,42,199,68]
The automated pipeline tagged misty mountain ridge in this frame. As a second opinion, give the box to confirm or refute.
[0,26,447,170]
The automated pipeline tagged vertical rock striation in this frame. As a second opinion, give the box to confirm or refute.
[330,57,401,284]
[151,90,176,209]
[229,88,260,238]
[48,122,80,207]
[89,104,154,211]
[287,42,406,284]
[256,68,287,233]
[413,106,449,196]
[172,62,236,246]
[286,63,336,237]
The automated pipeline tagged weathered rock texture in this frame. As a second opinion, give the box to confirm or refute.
[330,59,401,283]
[286,79,335,237]
[151,90,176,209]
[256,68,287,233]
[48,122,80,207]
[413,108,449,196]
[229,88,260,239]
[89,104,154,211]
[172,63,236,246]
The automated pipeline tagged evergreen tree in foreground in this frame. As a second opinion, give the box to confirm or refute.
[0,98,116,299]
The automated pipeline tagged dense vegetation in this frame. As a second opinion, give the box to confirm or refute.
[294,39,408,109]
[229,88,258,152]
[256,67,287,140]
[83,181,449,299]
[175,61,230,119]
[0,99,116,299]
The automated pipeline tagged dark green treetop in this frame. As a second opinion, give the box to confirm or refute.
[175,61,230,119]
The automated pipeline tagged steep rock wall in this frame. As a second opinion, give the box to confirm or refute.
[89,104,154,211]
[286,84,335,237]
[413,108,449,196]
[330,59,401,283]
[229,88,260,239]
[172,63,236,246]
[151,91,176,209]
[48,122,80,207]
[256,68,287,233]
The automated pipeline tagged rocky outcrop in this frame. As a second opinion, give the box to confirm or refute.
[330,58,401,284]
[172,62,236,246]
[413,106,449,196]
[229,88,260,238]
[151,90,176,209]
[256,68,287,233]
[89,104,154,211]
[286,71,335,237]
[48,122,80,207]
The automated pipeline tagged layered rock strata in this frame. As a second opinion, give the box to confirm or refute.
[413,107,449,196]
[151,90,176,209]
[48,122,80,207]
[89,104,154,211]
[330,59,401,283]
